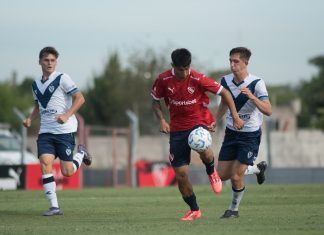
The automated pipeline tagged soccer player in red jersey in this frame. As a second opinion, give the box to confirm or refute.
[151,48,244,220]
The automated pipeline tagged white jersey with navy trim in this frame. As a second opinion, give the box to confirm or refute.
[221,74,269,132]
[32,71,79,134]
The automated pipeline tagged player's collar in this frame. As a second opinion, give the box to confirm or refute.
[171,68,191,76]
[41,71,58,83]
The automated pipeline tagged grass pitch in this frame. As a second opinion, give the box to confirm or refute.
[0,184,323,235]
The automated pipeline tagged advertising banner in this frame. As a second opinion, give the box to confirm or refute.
[25,163,80,190]
[136,160,176,187]
[0,165,25,190]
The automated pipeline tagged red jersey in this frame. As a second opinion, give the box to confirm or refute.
[151,68,223,132]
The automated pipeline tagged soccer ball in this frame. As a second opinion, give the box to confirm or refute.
[188,127,212,152]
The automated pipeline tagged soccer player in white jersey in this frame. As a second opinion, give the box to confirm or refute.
[215,47,272,218]
[23,47,92,216]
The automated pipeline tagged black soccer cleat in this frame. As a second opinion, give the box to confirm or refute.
[256,161,267,184]
[220,210,239,219]
[78,144,92,166]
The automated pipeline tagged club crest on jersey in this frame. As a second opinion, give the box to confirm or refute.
[66,148,72,156]
[48,85,55,93]
[187,86,195,94]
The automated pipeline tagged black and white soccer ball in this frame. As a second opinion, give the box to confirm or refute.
[188,127,212,152]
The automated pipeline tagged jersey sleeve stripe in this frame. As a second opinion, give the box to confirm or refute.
[216,86,223,95]
[151,92,161,100]
[67,87,79,95]
[259,96,269,100]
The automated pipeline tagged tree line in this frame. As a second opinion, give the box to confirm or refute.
[1,49,324,134]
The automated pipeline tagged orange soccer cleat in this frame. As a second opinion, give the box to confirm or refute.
[208,170,222,194]
[180,210,202,221]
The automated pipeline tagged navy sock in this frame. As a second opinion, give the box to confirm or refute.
[203,158,215,175]
[183,193,199,211]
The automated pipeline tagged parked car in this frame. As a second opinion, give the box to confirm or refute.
[0,126,38,165]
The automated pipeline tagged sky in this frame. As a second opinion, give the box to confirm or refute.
[0,0,323,89]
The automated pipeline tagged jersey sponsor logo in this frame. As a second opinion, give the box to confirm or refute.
[239,114,251,120]
[187,86,195,94]
[40,109,57,116]
[169,98,197,106]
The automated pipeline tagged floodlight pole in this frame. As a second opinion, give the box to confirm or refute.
[13,107,26,165]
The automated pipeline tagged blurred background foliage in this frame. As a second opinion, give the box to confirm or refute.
[1,49,324,134]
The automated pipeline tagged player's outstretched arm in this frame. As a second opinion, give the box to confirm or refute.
[240,87,272,116]
[152,99,170,133]
[56,91,85,124]
[23,103,39,128]
[215,97,228,121]
[218,89,244,130]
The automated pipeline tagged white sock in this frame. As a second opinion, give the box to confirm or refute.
[229,187,245,211]
[244,165,260,175]
[42,174,59,208]
[72,152,84,173]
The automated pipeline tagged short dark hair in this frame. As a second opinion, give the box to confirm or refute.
[171,48,191,67]
[230,47,252,61]
[39,46,59,59]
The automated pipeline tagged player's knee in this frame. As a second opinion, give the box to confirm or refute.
[176,171,188,183]
[61,168,74,177]
[199,148,213,162]
[231,173,243,184]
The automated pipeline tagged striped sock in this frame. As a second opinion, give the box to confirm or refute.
[229,187,245,211]
[245,165,260,175]
[42,174,58,208]
[72,152,84,173]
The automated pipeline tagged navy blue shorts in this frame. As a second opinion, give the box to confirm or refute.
[37,133,75,161]
[218,128,261,166]
[169,125,207,168]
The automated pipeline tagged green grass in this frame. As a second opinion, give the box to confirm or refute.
[0,184,324,235]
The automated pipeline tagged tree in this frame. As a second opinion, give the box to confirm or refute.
[207,69,231,82]
[267,85,298,106]
[80,49,169,134]
[125,48,168,133]
[81,53,129,126]
[298,56,324,129]
[0,77,34,131]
